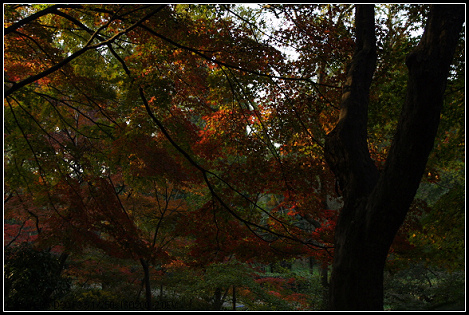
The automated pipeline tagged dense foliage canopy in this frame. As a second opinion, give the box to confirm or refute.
[4,4,464,311]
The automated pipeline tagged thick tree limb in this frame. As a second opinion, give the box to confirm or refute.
[366,4,465,237]
[4,4,83,35]
[325,4,379,202]
[325,4,464,310]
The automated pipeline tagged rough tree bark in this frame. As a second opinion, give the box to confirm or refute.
[324,4,464,310]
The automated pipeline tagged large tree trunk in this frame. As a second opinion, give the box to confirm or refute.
[324,4,464,310]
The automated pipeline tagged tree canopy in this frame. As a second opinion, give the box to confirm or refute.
[4,4,465,311]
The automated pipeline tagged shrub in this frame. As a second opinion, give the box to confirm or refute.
[52,289,126,310]
[4,244,70,310]
[384,264,465,311]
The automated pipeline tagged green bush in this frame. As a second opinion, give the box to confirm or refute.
[152,296,214,311]
[4,244,70,311]
[53,289,130,310]
[53,288,215,311]
[384,264,465,311]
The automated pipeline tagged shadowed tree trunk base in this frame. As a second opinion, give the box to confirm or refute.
[324,4,464,310]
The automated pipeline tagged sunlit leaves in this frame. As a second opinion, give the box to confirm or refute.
[4,5,464,306]
[4,4,344,272]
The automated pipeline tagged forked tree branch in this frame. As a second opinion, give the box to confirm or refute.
[5,5,166,98]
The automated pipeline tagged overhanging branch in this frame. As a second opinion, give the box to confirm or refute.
[138,87,330,249]
[5,5,166,97]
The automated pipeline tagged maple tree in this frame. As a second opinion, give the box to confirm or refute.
[4,4,464,311]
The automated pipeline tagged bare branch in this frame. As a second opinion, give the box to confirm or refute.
[4,4,83,35]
